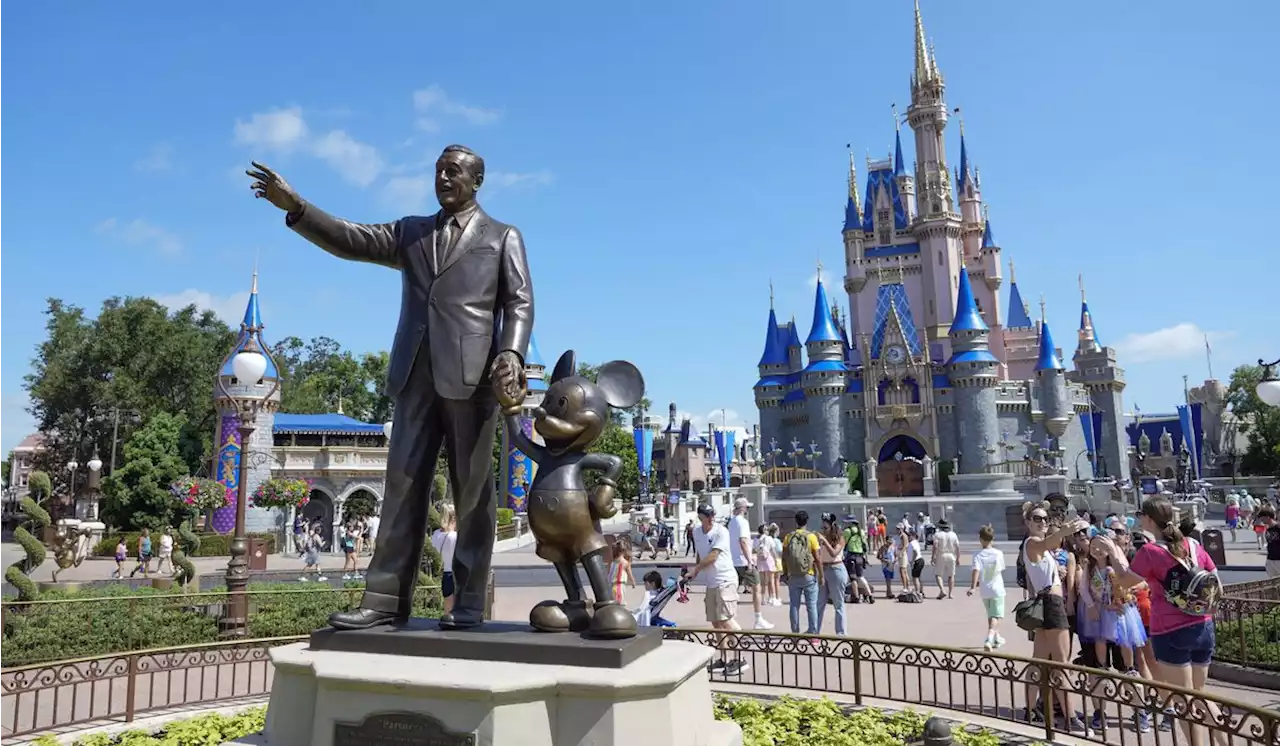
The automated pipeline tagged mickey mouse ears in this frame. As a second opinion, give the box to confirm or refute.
[597,360,645,409]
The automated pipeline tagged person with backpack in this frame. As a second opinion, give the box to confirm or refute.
[780,510,822,634]
[1110,497,1223,739]
[841,517,874,604]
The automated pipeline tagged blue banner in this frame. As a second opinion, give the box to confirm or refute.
[714,430,735,488]
[633,426,654,476]
[1191,402,1205,478]
[1176,405,1198,480]
[1091,411,1104,476]
[1078,413,1096,477]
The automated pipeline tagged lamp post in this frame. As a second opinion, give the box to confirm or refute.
[214,333,280,637]
[84,450,103,521]
[1257,357,1280,408]
[66,460,79,515]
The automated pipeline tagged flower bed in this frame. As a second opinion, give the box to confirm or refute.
[169,476,231,513]
[716,695,1016,746]
[250,477,310,510]
[30,707,265,745]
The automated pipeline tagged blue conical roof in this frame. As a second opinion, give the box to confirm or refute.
[526,334,545,367]
[949,269,987,333]
[806,280,842,344]
[843,196,861,232]
[220,271,279,379]
[786,319,802,349]
[1007,282,1033,328]
[1080,302,1100,345]
[982,219,996,248]
[894,130,906,176]
[1036,320,1065,371]
[757,309,787,366]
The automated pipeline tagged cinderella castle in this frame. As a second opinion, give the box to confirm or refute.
[754,2,1129,510]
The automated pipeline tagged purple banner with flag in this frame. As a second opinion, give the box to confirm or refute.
[714,429,735,489]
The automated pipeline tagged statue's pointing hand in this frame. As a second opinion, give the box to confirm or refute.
[492,351,527,414]
[246,161,303,214]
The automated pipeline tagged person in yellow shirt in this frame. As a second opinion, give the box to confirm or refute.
[781,510,823,634]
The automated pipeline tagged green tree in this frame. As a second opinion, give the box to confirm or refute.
[1,457,9,489]
[101,412,190,530]
[24,297,234,482]
[587,423,641,498]
[1225,364,1280,477]
[275,336,393,422]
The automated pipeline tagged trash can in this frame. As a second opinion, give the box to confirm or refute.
[247,536,269,571]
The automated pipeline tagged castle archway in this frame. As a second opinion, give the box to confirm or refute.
[876,435,926,498]
[300,489,335,549]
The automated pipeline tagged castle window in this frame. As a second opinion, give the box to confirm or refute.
[928,299,935,316]
[937,251,943,266]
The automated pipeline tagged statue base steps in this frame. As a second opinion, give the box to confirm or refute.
[237,633,741,746]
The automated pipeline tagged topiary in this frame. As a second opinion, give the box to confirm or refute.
[5,493,51,601]
[171,519,201,587]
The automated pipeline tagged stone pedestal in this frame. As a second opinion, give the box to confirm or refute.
[247,621,741,746]
[1037,474,1069,499]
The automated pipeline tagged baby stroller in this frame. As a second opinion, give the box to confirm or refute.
[633,577,680,628]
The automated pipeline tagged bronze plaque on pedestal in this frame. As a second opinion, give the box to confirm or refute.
[334,711,475,746]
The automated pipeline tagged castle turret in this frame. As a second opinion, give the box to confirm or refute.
[803,272,846,475]
[894,121,917,218]
[1067,285,1130,479]
[908,0,954,220]
[211,269,282,535]
[1002,260,1039,380]
[1034,309,1072,439]
[754,293,788,454]
[947,263,1000,474]
[843,151,869,328]
[956,120,982,256]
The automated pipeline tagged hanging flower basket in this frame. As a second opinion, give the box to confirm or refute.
[170,476,231,513]
[251,478,311,510]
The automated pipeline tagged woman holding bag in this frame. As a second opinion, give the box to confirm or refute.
[1017,502,1091,734]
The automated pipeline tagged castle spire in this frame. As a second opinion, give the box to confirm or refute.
[806,272,842,344]
[981,206,997,248]
[1077,274,1101,353]
[1035,304,1064,371]
[955,107,972,196]
[844,148,864,230]
[242,266,263,331]
[948,263,987,333]
[1005,259,1034,329]
[912,0,933,87]
[757,306,787,367]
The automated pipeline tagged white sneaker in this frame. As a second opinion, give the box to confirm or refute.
[983,635,994,651]
[317,575,327,582]
[299,576,309,582]
[994,634,1006,648]
[342,573,351,580]
[771,597,783,606]
[754,616,774,630]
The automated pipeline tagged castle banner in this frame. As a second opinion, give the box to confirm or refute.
[507,416,535,513]
[714,430,735,488]
[212,414,242,534]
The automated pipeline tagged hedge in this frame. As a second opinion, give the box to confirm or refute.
[92,532,278,558]
[1214,605,1280,668]
[2,581,442,666]
[717,695,1008,746]
[31,707,266,746]
[496,507,514,526]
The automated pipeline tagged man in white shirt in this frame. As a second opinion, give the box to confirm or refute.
[930,520,960,599]
[365,513,381,554]
[727,497,772,630]
[689,503,749,675]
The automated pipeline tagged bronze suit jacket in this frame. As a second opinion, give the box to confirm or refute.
[287,202,534,400]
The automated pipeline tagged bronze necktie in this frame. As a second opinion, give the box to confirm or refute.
[437,217,457,266]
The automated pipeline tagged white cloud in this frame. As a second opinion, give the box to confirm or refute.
[152,288,251,324]
[311,130,384,187]
[381,175,433,214]
[488,170,554,189]
[1,393,38,455]
[234,107,384,187]
[95,218,183,256]
[1112,323,1234,364]
[412,84,502,126]
[134,142,174,172]
[807,268,833,289]
[233,107,310,151]
[680,408,749,433]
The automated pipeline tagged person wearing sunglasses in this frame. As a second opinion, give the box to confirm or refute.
[1021,502,1092,734]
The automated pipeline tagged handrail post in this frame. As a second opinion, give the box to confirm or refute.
[1038,661,1054,742]
[851,640,863,706]
[1238,602,1249,668]
[124,653,138,723]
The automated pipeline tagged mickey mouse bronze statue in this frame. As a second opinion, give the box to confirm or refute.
[499,350,644,639]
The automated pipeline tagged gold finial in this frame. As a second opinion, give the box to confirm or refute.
[1039,294,1047,324]
[892,103,900,132]
[913,0,930,83]
[1009,259,1016,284]
[816,254,824,279]
[251,250,260,294]
[1078,274,1086,303]
[983,204,990,222]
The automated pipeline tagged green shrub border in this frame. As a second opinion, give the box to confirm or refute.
[92,532,278,558]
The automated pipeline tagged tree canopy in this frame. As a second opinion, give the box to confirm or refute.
[274,336,392,423]
[1225,364,1280,476]
[24,297,235,491]
[101,412,190,530]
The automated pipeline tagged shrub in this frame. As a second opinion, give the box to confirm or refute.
[172,520,200,587]
[2,581,442,666]
[30,706,266,745]
[5,495,51,601]
[1215,605,1280,666]
[496,507,514,526]
[716,695,1002,746]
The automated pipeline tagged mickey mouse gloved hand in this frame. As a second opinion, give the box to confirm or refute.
[591,478,619,519]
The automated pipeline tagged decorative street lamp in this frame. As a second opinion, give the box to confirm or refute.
[214,332,280,637]
[768,438,783,470]
[83,449,104,521]
[1257,357,1280,407]
[66,460,79,507]
[805,441,823,475]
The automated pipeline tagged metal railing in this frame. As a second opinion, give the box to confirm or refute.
[761,466,819,485]
[1214,596,1280,672]
[664,629,1280,745]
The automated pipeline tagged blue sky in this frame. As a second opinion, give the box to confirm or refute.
[3,1,1274,455]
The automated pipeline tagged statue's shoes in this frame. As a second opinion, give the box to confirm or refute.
[328,608,405,630]
[439,607,485,629]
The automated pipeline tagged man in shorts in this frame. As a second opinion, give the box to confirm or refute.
[689,503,749,675]
[727,497,773,630]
